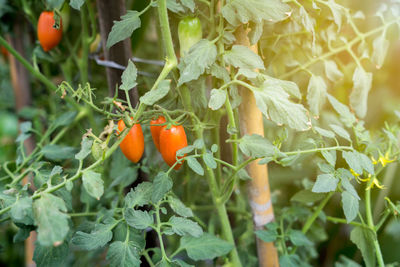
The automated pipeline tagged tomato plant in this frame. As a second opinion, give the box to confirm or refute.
[0,0,400,267]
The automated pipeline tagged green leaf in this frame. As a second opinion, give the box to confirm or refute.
[33,241,69,267]
[168,196,193,218]
[110,167,138,188]
[41,144,76,161]
[176,145,195,156]
[335,255,362,267]
[279,254,301,267]
[173,259,194,267]
[187,158,204,176]
[329,124,351,141]
[120,60,138,91]
[211,144,218,153]
[125,209,153,230]
[11,197,34,225]
[291,190,325,203]
[202,152,217,169]
[254,229,278,242]
[221,0,290,26]
[350,66,372,118]
[125,182,153,208]
[210,64,230,82]
[69,0,85,10]
[152,172,173,203]
[307,75,327,116]
[239,134,277,158]
[350,227,376,267]
[321,150,336,167]
[14,226,34,243]
[75,138,93,160]
[327,94,356,126]
[341,191,359,223]
[106,241,141,267]
[312,173,338,193]
[337,168,359,200]
[193,139,204,149]
[72,223,114,250]
[324,60,343,82]
[54,111,77,128]
[110,150,137,187]
[237,168,252,180]
[314,126,335,139]
[342,151,374,175]
[107,11,141,49]
[223,45,265,73]
[167,0,184,13]
[249,21,263,45]
[178,39,217,85]
[169,216,203,237]
[140,80,171,105]
[180,0,195,12]
[46,0,64,9]
[372,33,389,69]
[288,230,312,246]
[82,171,104,200]
[251,79,310,131]
[208,89,226,110]
[318,162,335,173]
[325,1,343,30]
[179,233,233,260]
[33,193,69,246]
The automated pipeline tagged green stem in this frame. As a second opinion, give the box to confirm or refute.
[326,216,369,229]
[143,250,156,267]
[375,210,390,232]
[133,0,177,121]
[373,163,397,221]
[365,188,385,267]
[180,85,242,267]
[155,204,169,262]
[80,5,89,85]
[302,191,334,234]
[0,36,57,91]
[224,90,238,166]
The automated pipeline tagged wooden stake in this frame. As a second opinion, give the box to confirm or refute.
[236,26,279,267]
[96,0,138,102]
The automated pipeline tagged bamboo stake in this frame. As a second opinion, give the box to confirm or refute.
[236,26,279,267]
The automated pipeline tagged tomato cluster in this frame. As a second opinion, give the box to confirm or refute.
[117,116,187,170]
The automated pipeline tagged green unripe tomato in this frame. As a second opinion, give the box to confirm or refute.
[0,112,18,137]
[91,141,104,160]
[178,17,202,56]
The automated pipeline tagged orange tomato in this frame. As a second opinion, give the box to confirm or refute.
[37,11,63,52]
[117,119,144,163]
[1,46,8,59]
[159,125,188,170]
[150,116,166,151]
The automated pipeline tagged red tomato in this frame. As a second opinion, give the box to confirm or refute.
[1,46,8,59]
[159,125,188,170]
[37,11,63,52]
[150,116,166,151]
[117,119,144,163]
